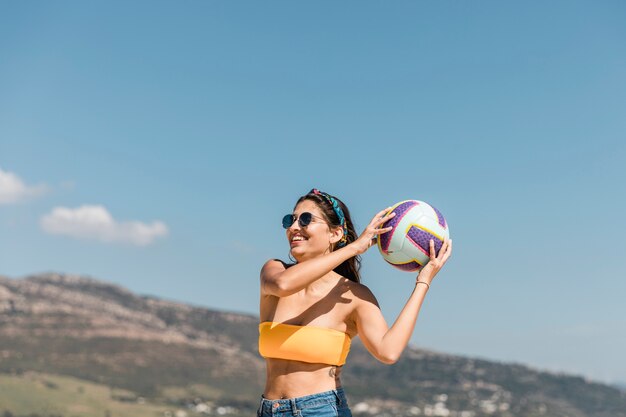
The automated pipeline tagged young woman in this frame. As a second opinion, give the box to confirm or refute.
[257,189,452,417]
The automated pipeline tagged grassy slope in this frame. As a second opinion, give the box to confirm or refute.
[0,372,171,417]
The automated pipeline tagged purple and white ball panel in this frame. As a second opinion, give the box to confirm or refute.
[385,259,422,272]
[378,200,418,253]
[409,205,449,252]
[431,204,448,229]
[393,206,434,266]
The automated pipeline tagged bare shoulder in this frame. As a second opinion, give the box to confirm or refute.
[342,279,382,336]
[260,259,287,275]
[259,260,287,314]
[342,279,380,307]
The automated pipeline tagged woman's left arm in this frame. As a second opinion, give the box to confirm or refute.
[355,238,452,364]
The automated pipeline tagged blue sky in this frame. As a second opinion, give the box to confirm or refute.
[1,1,625,385]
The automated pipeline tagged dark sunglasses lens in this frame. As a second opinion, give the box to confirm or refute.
[282,214,295,229]
[298,212,313,227]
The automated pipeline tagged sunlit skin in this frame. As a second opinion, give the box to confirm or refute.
[260,199,452,399]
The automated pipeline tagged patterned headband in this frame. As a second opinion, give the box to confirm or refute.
[310,188,348,246]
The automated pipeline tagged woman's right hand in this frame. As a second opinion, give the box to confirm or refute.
[350,208,396,255]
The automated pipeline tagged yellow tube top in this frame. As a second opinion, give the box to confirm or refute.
[258,321,351,366]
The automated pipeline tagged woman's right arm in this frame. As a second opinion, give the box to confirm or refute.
[261,208,395,297]
[260,246,357,297]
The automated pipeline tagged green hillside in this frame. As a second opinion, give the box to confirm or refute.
[0,372,172,417]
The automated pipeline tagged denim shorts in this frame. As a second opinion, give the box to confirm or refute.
[257,388,352,417]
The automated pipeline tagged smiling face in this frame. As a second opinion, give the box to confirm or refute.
[287,199,342,262]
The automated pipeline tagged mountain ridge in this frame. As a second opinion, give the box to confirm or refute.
[1,272,625,417]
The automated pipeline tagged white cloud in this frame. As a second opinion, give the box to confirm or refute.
[0,167,48,205]
[40,205,169,246]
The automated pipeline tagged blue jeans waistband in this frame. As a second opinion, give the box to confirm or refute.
[260,387,347,413]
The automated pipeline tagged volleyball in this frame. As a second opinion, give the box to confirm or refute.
[377,200,450,272]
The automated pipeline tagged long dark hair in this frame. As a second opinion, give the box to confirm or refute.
[293,189,361,282]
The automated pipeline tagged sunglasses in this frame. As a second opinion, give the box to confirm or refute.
[282,212,325,229]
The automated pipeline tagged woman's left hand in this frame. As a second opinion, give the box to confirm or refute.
[417,238,452,284]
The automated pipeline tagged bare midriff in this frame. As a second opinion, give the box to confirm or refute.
[263,358,343,399]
